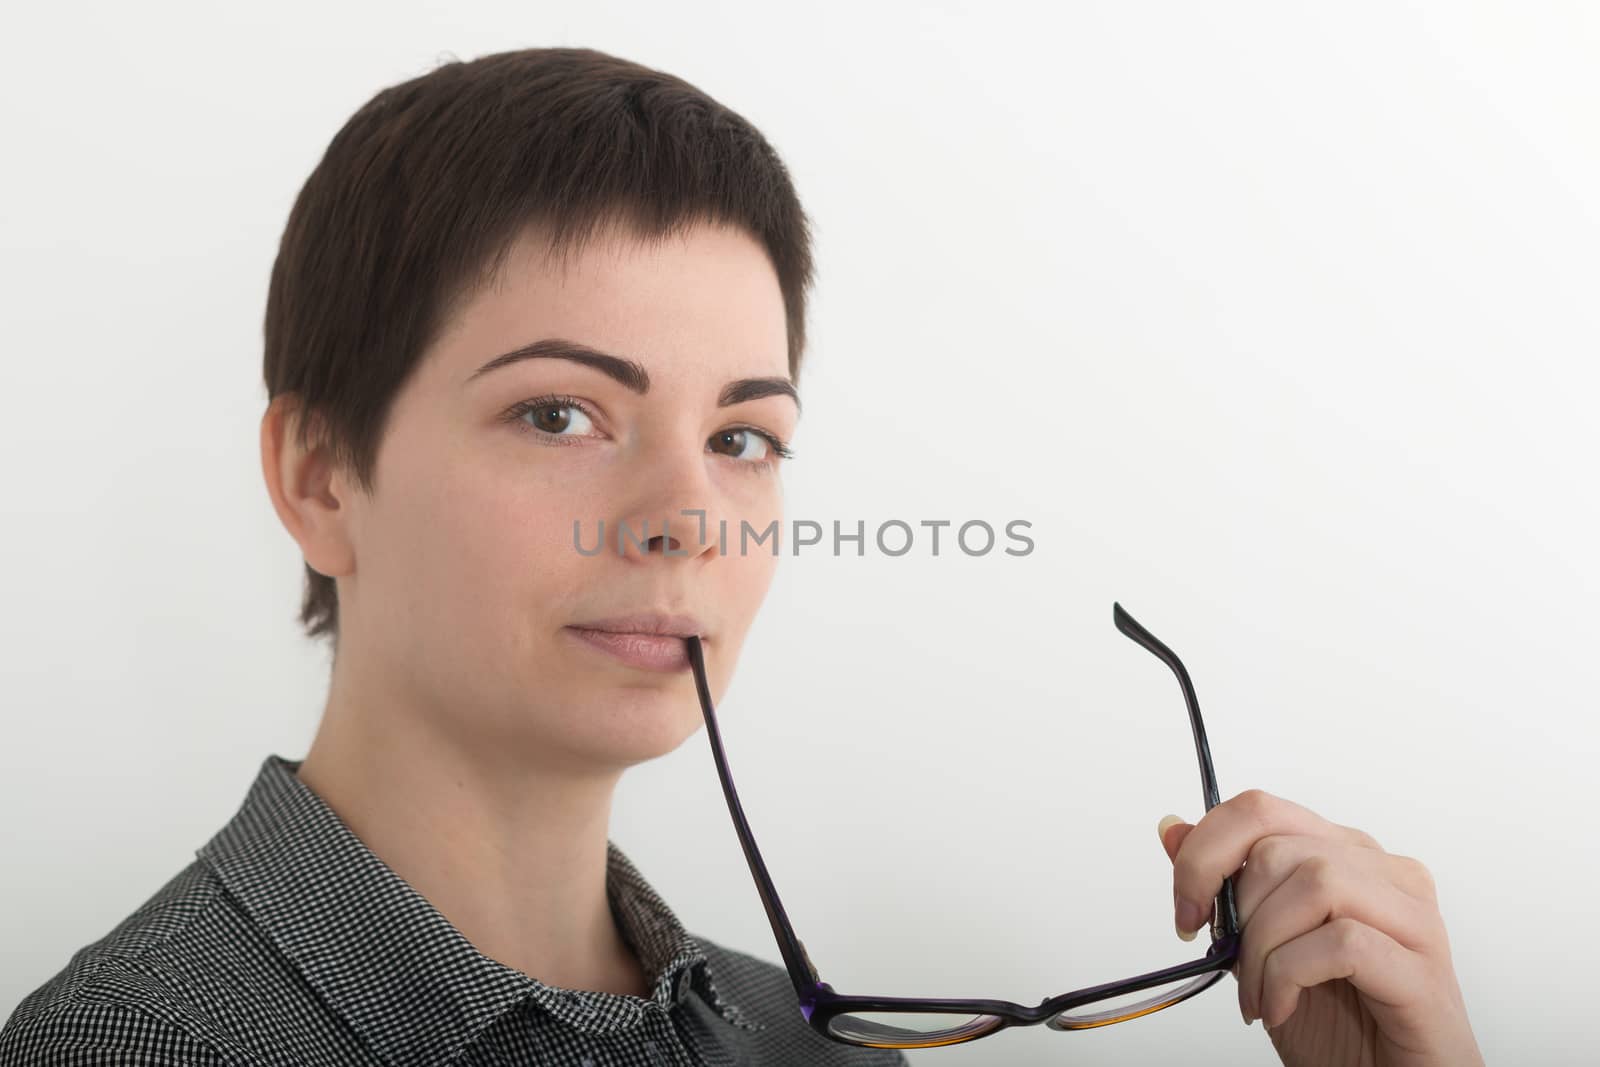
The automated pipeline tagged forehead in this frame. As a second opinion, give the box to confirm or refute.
[434,216,790,384]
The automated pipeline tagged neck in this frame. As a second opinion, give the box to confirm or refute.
[296,650,650,998]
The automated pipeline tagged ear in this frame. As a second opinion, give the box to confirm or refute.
[259,394,358,581]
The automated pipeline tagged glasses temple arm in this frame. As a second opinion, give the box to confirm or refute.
[1112,603,1242,939]
[685,635,827,1007]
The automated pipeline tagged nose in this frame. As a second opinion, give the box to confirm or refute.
[611,439,726,563]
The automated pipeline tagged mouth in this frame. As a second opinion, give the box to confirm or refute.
[564,612,706,673]
[568,611,706,638]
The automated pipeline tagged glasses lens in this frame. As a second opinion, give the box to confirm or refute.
[825,1010,1004,1047]
[1048,971,1223,1029]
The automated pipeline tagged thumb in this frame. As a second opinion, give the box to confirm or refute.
[1157,813,1193,863]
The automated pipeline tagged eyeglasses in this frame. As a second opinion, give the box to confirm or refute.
[681,601,1241,1050]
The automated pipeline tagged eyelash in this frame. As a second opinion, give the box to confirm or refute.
[500,394,795,471]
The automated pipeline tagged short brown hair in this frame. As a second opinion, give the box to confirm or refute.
[263,47,817,651]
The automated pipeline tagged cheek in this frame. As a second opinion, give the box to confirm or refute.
[418,460,597,623]
[731,531,780,599]
[712,496,783,628]
[736,485,783,568]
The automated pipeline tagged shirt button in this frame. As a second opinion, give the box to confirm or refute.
[673,970,692,1004]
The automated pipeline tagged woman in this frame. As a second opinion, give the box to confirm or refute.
[0,46,1483,1066]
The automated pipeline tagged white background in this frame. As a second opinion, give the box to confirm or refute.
[3,2,1596,1064]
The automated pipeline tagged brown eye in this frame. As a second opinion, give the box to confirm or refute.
[512,399,596,438]
[709,428,771,463]
[532,404,573,433]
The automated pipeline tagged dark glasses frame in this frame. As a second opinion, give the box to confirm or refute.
[682,601,1242,1050]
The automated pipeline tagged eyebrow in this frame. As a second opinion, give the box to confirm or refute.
[466,337,800,413]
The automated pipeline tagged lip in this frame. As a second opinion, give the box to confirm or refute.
[568,612,706,638]
[564,612,706,673]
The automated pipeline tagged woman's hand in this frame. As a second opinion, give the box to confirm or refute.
[1158,790,1484,1067]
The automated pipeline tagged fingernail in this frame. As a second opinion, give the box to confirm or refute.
[1157,814,1185,848]
[1175,896,1206,939]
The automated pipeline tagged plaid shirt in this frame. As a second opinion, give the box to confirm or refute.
[1,755,908,1066]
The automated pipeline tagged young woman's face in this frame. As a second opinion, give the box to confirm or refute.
[334,219,795,772]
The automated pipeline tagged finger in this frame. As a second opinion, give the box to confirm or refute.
[1234,834,1441,928]
[1256,917,1432,1032]
[1157,814,1194,863]
[1157,816,1210,942]
[1332,822,1385,851]
[1171,789,1374,935]
[1236,851,1447,1025]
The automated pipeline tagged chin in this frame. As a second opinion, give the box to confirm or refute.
[576,689,705,764]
